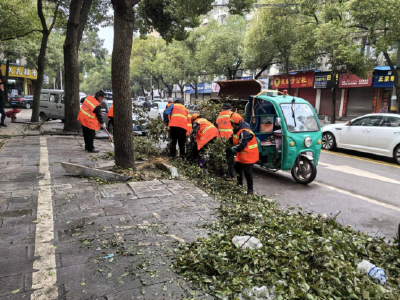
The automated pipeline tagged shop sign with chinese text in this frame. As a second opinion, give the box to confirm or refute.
[373,69,395,88]
[272,72,314,89]
[314,72,338,89]
[1,64,38,80]
[338,74,372,88]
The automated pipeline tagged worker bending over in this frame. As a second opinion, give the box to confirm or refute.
[229,112,259,197]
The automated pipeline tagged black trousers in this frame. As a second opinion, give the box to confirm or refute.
[170,126,187,157]
[234,161,254,193]
[82,125,95,151]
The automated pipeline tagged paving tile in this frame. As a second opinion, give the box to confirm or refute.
[135,190,173,199]
[0,274,25,297]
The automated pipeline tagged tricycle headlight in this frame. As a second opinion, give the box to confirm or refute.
[304,136,312,148]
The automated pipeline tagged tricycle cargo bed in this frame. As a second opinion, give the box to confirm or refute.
[211,80,262,102]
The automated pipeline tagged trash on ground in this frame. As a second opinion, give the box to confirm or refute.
[232,236,262,250]
[103,254,114,259]
[357,260,386,286]
[238,286,275,300]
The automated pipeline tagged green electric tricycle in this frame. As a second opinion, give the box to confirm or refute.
[215,80,322,184]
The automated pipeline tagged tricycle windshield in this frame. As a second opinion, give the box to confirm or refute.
[280,103,319,132]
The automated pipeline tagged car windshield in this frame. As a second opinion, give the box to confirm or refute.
[157,102,167,110]
[280,103,319,132]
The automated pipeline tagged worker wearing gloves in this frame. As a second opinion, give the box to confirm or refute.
[228,112,259,197]
[165,99,189,157]
[77,90,107,153]
[190,114,220,167]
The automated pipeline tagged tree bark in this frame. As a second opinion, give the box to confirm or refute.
[31,0,59,122]
[383,50,400,113]
[286,59,291,95]
[3,59,10,106]
[64,0,93,131]
[255,63,271,79]
[111,0,137,169]
[330,71,337,124]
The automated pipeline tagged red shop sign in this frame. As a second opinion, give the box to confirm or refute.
[339,74,372,88]
[272,72,314,89]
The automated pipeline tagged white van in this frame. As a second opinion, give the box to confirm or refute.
[39,90,87,122]
[39,89,65,122]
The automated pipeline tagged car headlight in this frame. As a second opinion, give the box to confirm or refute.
[304,136,312,148]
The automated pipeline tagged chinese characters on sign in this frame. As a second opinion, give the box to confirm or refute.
[313,72,339,89]
[272,72,314,89]
[1,64,37,80]
[338,74,372,88]
[373,69,395,88]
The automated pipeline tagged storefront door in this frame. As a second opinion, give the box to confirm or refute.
[346,87,374,117]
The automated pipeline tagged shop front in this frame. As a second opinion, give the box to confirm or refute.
[314,72,342,116]
[339,74,373,117]
[184,82,213,104]
[272,71,316,108]
[372,66,395,113]
[0,64,38,97]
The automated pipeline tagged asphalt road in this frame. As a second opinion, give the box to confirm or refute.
[252,148,400,241]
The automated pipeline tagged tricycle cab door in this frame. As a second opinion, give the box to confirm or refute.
[278,102,322,171]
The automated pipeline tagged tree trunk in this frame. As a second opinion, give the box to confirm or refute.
[395,46,400,113]
[255,63,270,79]
[31,33,50,122]
[64,0,93,131]
[111,0,136,169]
[194,81,198,102]
[31,0,59,122]
[330,71,337,124]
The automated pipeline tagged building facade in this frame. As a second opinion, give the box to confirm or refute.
[0,63,38,97]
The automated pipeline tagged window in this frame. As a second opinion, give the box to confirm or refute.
[280,103,319,132]
[380,116,400,127]
[260,116,275,133]
[351,116,382,126]
[49,94,59,103]
[40,93,49,101]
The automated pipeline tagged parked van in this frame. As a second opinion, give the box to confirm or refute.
[39,90,87,122]
[39,89,65,122]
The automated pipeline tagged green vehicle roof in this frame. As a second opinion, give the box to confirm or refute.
[252,94,311,105]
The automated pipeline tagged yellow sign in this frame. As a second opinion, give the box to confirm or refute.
[0,64,38,80]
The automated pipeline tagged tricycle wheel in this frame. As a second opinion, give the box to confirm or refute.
[291,156,317,184]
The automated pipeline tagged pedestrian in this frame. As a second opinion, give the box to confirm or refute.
[0,83,7,127]
[107,102,113,123]
[379,102,388,113]
[229,112,259,197]
[165,99,189,157]
[77,90,107,153]
[191,114,220,166]
[143,97,151,112]
[216,103,234,180]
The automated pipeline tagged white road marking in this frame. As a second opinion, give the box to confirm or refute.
[313,181,400,212]
[31,137,58,299]
[319,162,400,185]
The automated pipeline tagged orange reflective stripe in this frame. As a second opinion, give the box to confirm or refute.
[85,98,97,109]
[80,108,95,119]
[202,125,213,133]
[171,113,187,119]
[219,129,233,132]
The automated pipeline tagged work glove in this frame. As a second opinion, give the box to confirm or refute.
[102,123,107,130]
[231,147,237,154]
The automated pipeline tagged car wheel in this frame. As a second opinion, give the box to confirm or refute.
[25,103,31,109]
[108,121,114,135]
[322,132,336,150]
[393,144,400,165]
[39,112,48,122]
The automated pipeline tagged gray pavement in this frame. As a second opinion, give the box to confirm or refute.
[0,135,216,299]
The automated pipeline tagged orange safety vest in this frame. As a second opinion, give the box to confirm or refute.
[107,104,113,118]
[232,128,259,164]
[187,113,192,136]
[194,118,220,150]
[77,95,101,130]
[216,110,233,139]
[169,103,189,130]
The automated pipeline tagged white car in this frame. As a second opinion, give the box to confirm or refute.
[148,102,168,120]
[322,113,400,164]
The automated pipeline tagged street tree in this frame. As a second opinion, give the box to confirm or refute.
[111,0,258,169]
[349,0,400,112]
[199,15,246,80]
[63,0,110,131]
[31,0,64,122]
[81,55,112,94]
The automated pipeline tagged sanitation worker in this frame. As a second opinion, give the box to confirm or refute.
[217,103,235,180]
[229,112,259,197]
[77,90,107,153]
[165,99,189,157]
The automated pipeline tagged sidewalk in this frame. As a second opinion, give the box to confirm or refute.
[0,134,216,299]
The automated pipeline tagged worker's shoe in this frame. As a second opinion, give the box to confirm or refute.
[88,149,100,153]
[0,124,7,127]
[246,191,254,198]
[225,177,235,181]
